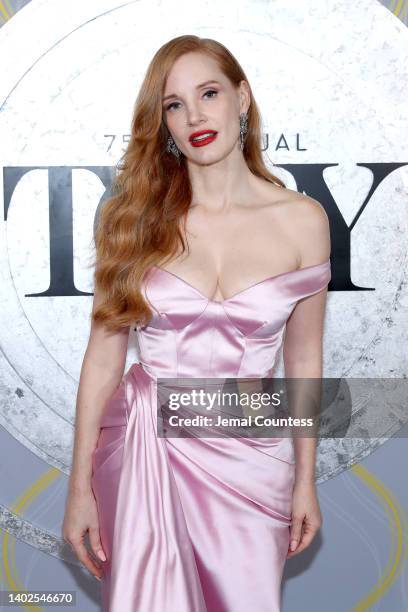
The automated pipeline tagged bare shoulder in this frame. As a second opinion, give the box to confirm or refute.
[264,185,331,266]
[282,188,329,228]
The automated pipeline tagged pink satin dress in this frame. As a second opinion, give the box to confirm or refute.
[91,259,331,612]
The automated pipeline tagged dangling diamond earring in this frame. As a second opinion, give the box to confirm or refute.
[166,134,181,163]
[239,112,248,151]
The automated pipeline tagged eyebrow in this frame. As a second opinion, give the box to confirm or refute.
[162,80,221,102]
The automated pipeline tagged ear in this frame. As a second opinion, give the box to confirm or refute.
[239,80,251,114]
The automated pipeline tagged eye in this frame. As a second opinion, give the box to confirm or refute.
[165,89,218,112]
[203,89,218,99]
[165,101,181,112]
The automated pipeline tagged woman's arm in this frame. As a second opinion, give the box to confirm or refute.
[283,197,330,484]
[69,286,130,493]
[283,286,328,483]
[282,196,331,557]
[62,285,130,578]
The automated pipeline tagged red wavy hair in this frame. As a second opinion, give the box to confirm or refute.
[91,35,286,332]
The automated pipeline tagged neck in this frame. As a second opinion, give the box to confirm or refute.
[187,147,256,213]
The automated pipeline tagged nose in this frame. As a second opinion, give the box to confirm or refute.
[185,103,206,127]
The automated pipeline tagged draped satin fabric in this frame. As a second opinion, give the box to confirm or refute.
[91,259,331,611]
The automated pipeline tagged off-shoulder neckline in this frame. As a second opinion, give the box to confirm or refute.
[151,259,331,305]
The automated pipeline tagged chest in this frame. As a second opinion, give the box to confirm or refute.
[160,209,297,303]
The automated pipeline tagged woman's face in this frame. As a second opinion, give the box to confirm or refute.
[162,51,250,164]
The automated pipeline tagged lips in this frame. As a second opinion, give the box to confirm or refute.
[189,130,218,147]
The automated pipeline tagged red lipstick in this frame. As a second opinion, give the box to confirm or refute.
[189,130,218,147]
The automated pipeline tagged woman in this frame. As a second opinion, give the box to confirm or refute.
[62,35,331,612]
